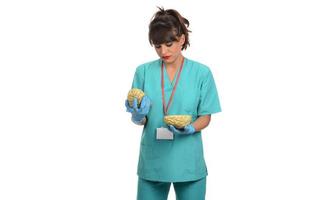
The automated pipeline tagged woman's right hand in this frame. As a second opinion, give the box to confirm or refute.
[125,96,151,124]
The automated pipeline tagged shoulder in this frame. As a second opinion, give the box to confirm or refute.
[135,59,160,72]
[185,57,212,76]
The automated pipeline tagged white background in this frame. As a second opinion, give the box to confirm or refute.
[1,0,321,199]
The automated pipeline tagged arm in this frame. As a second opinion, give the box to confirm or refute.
[192,115,211,132]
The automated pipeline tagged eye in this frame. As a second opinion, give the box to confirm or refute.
[165,42,173,47]
[154,44,161,49]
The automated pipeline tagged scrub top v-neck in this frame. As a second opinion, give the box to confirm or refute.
[131,57,221,182]
[164,63,180,86]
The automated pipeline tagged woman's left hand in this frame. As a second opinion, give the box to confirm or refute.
[168,124,196,135]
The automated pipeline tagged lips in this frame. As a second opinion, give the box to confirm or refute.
[162,56,171,60]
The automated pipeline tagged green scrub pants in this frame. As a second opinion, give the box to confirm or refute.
[137,177,206,200]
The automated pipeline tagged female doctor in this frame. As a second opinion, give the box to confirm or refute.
[125,7,221,200]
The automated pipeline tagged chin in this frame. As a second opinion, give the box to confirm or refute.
[163,59,174,64]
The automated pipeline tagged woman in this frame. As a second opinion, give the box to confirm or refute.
[125,7,221,200]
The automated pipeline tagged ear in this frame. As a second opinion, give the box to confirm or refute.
[179,34,185,46]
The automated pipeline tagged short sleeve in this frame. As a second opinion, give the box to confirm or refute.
[131,65,145,90]
[197,69,222,115]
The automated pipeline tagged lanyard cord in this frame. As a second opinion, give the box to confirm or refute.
[161,57,185,115]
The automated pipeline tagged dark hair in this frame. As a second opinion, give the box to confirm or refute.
[148,7,191,50]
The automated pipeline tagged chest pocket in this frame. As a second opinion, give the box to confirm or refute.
[183,96,199,115]
[180,86,200,116]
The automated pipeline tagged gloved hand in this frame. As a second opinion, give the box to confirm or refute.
[125,96,151,124]
[168,124,196,135]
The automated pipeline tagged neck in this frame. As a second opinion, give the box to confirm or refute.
[164,54,184,71]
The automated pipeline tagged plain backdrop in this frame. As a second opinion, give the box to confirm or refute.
[1,0,321,199]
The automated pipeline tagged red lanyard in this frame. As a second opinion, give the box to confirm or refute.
[161,57,185,115]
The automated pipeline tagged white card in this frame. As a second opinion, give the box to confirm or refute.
[156,127,174,140]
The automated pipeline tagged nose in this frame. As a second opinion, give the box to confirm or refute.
[159,45,168,55]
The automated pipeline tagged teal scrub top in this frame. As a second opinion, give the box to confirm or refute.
[131,57,221,182]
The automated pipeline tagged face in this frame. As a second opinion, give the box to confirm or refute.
[153,35,185,64]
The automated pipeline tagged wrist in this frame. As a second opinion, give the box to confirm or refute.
[188,124,196,134]
[132,116,146,125]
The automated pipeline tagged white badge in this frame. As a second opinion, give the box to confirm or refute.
[156,127,174,140]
